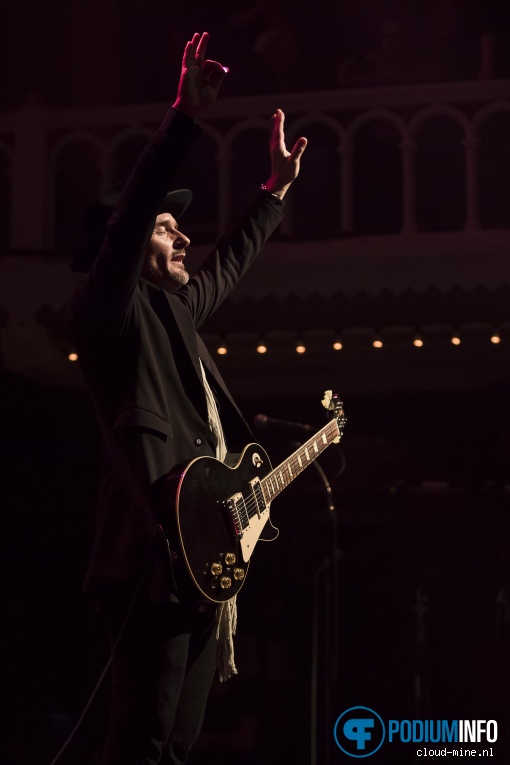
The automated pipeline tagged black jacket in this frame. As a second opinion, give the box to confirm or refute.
[71,108,284,601]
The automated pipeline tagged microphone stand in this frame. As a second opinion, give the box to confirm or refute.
[288,443,340,765]
[253,417,345,765]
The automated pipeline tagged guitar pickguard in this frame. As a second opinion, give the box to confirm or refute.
[172,443,272,602]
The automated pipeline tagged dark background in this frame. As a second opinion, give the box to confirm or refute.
[1,1,510,764]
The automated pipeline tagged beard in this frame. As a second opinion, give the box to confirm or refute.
[143,260,190,291]
[167,263,190,287]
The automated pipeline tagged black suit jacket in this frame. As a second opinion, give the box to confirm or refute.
[71,109,284,601]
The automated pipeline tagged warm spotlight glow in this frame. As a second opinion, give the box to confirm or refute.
[451,335,461,346]
[296,344,306,354]
[333,340,343,351]
[413,338,424,348]
[372,339,383,348]
[256,343,267,354]
[68,352,78,361]
[217,345,228,355]
[491,333,501,344]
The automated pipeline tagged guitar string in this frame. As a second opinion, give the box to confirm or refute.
[237,418,342,522]
[238,420,342,522]
[257,421,340,508]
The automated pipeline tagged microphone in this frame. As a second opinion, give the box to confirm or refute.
[253,414,315,434]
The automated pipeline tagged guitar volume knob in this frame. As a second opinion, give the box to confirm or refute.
[225,552,236,565]
[220,576,232,589]
[211,562,223,576]
[233,568,245,581]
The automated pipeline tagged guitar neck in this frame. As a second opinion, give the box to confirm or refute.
[261,419,341,504]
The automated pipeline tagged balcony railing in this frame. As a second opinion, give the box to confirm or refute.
[0,79,509,254]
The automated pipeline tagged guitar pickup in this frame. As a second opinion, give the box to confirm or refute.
[224,493,249,539]
[249,478,266,517]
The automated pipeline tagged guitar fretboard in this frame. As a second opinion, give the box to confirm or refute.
[261,419,341,504]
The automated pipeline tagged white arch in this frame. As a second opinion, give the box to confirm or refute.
[106,125,154,158]
[285,112,344,145]
[47,132,106,251]
[347,108,407,143]
[409,104,470,137]
[472,100,510,131]
[224,117,268,150]
[49,131,105,167]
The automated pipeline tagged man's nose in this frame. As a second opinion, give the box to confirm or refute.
[175,230,190,249]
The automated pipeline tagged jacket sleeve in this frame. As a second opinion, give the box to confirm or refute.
[74,109,202,324]
[177,190,284,329]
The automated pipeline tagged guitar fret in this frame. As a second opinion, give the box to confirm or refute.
[257,409,344,514]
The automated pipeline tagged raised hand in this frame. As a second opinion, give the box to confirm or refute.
[173,32,228,117]
[263,109,308,199]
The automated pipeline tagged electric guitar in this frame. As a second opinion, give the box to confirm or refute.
[163,391,346,602]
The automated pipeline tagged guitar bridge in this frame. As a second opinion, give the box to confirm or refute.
[224,492,248,540]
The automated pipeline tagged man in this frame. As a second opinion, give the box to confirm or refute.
[70,32,306,765]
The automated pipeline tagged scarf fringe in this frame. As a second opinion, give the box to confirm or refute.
[215,595,238,682]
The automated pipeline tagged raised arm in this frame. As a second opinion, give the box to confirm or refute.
[180,109,308,327]
[262,109,308,199]
[173,32,229,117]
[77,33,227,321]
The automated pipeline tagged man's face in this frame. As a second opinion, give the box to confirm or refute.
[142,212,190,291]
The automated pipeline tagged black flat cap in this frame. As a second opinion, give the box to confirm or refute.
[71,184,192,273]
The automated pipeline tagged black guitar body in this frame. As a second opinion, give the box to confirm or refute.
[161,392,346,603]
[166,443,272,602]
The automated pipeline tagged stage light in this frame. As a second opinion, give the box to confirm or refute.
[413,332,424,348]
[217,343,228,355]
[332,334,343,351]
[256,335,267,354]
[296,342,306,354]
[372,333,383,348]
[490,329,501,344]
[68,352,78,362]
[451,331,461,346]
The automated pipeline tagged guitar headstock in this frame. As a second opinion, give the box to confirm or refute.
[321,390,347,443]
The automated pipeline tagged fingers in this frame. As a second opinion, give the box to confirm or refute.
[271,109,307,159]
[203,60,229,89]
[289,136,308,162]
[270,109,288,155]
[182,40,193,68]
[265,110,307,195]
[271,108,284,136]
[183,32,209,68]
[195,31,209,63]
